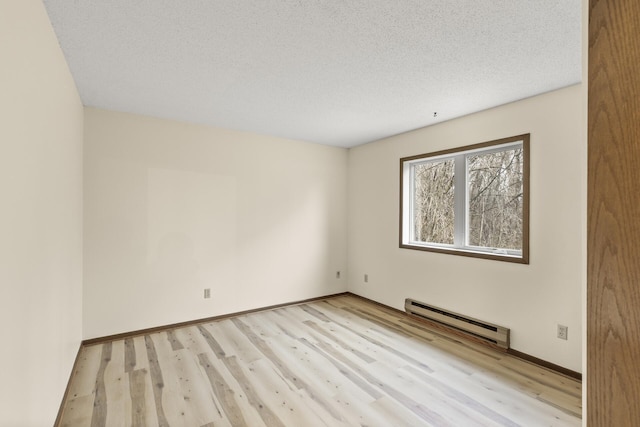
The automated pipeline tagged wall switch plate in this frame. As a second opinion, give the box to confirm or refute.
[557,324,568,340]
[364,274,368,283]
[336,271,340,279]
[204,288,211,299]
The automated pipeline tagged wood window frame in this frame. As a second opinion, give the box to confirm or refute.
[399,134,530,264]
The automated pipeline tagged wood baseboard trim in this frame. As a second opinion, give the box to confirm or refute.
[345,292,582,382]
[82,292,349,346]
[346,292,507,352]
[54,343,83,427]
[507,348,582,381]
[79,290,581,381]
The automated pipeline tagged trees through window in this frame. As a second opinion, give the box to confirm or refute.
[400,134,529,263]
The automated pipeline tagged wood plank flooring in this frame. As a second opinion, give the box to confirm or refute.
[58,295,582,426]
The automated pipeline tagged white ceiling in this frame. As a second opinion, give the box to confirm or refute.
[42,0,582,148]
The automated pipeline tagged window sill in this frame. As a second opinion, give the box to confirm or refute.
[399,242,529,264]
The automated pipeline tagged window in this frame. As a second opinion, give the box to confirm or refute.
[400,134,529,263]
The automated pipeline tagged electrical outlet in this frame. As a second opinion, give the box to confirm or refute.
[336,271,340,279]
[364,274,368,283]
[204,288,211,299]
[557,324,568,340]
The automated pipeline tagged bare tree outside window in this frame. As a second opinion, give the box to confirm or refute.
[413,159,454,244]
[467,148,523,250]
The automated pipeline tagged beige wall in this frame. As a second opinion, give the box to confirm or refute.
[0,0,84,425]
[83,108,348,339]
[348,85,585,371]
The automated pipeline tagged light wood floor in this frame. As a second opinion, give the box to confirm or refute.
[58,294,582,426]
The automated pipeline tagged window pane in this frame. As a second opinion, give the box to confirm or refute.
[467,147,523,250]
[413,159,455,244]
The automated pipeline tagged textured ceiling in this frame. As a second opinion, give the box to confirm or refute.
[42,0,582,147]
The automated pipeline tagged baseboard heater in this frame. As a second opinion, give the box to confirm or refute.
[405,298,510,349]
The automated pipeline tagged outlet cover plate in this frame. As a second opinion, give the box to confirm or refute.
[557,324,568,340]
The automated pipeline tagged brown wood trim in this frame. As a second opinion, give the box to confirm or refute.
[347,291,408,316]
[507,349,581,381]
[346,292,581,381]
[399,133,530,163]
[520,133,530,264]
[397,243,529,264]
[82,292,349,346]
[398,153,404,249]
[54,343,83,427]
[399,133,530,264]
[79,290,580,382]
[346,292,509,352]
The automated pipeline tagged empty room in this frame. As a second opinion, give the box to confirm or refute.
[2,0,639,426]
